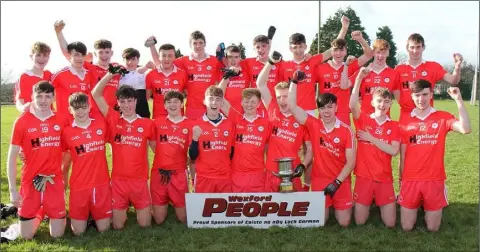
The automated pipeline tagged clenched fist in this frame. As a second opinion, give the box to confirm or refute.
[447,87,462,101]
[351,31,363,41]
[192,125,203,141]
[54,20,65,33]
[345,55,357,66]
[357,66,371,79]
[341,15,350,28]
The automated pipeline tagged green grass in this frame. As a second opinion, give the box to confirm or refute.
[1,101,479,251]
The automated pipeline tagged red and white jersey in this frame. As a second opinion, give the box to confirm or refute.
[316,60,360,113]
[350,66,400,115]
[395,61,447,113]
[399,107,456,181]
[240,57,281,94]
[224,69,251,114]
[62,117,110,191]
[228,110,271,173]
[174,54,222,116]
[11,109,65,184]
[152,115,191,170]
[279,54,324,111]
[305,117,354,180]
[191,114,234,179]
[145,66,187,119]
[265,101,310,172]
[14,70,53,103]
[50,66,96,116]
[84,61,120,109]
[105,107,155,181]
[353,112,400,182]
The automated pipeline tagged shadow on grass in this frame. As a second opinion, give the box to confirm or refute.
[1,202,478,251]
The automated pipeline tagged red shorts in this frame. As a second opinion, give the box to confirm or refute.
[231,171,266,193]
[194,175,232,193]
[311,178,353,210]
[185,108,206,120]
[353,176,395,206]
[264,171,303,193]
[18,176,66,219]
[336,112,351,126]
[111,179,151,210]
[150,169,188,208]
[397,180,448,211]
[69,183,112,221]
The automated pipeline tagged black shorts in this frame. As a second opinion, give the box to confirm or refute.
[135,89,151,118]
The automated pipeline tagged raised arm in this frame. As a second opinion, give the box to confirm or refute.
[339,62,350,90]
[349,67,370,120]
[54,20,70,61]
[92,72,115,117]
[443,53,463,85]
[257,52,282,108]
[321,16,350,61]
[448,87,471,134]
[145,36,161,66]
[217,67,241,115]
[7,144,21,207]
[287,71,308,125]
[136,61,155,74]
[351,31,374,66]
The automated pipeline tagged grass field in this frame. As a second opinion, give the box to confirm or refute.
[1,101,479,251]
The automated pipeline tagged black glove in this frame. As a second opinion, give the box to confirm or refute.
[267,26,276,40]
[221,68,241,80]
[108,64,129,77]
[291,70,306,84]
[268,51,282,65]
[158,169,173,185]
[0,204,17,220]
[32,175,44,192]
[324,179,342,197]
[293,164,305,178]
[216,42,226,61]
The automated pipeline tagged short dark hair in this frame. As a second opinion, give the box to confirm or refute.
[189,31,206,44]
[67,42,87,56]
[289,33,306,45]
[372,87,393,100]
[69,92,89,109]
[316,93,337,108]
[331,39,347,49]
[253,35,269,45]
[94,39,112,50]
[410,79,432,93]
[164,91,184,104]
[226,45,240,56]
[242,88,261,100]
[122,48,140,60]
[204,85,223,98]
[159,43,176,51]
[116,85,137,100]
[407,33,425,47]
[33,80,54,95]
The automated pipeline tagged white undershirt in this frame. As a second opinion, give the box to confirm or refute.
[119,71,146,90]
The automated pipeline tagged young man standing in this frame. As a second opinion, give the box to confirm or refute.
[395,33,463,122]
[188,86,234,193]
[7,81,66,239]
[62,92,111,235]
[256,54,312,192]
[288,71,356,227]
[279,16,350,117]
[92,71,155,229]
[146,44,188,119]
[398,80,471,232]
[350,67,400,228]
[15,42,53,112]
[150,91,190,225]
[316,31,373,125]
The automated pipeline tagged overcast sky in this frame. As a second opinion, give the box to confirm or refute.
[1,1,478,79]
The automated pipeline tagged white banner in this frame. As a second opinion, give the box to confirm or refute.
[186,192,325,229]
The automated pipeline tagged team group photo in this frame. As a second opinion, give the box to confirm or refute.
[1,1,478,251]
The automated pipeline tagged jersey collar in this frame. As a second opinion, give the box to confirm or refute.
[410,107,436,120]
[157,65,178,77]
[202,113,226,127]
[322,117,341,134]
[167,115,186,124]
[406,59,427,69]
[29,105,54,122]
[327,60,345,70]
[24,70,44,78]
[371,65,388,75]
[242,114,261,123]
[72,118,94,129]
[189,53,211,62]
[369,113,391,126]
[68,66,88,80]
[120,114,142,123]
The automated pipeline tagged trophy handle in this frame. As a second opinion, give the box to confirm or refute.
[293,164,305,178]
[271,170,280,178]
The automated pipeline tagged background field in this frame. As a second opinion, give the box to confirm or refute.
[1,101,478,251]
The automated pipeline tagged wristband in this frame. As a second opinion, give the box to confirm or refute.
[334,179,342,186]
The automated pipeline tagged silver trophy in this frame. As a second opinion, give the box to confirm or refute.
[272,157,305,193]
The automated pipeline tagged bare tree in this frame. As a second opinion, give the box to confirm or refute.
[396,52,408,65]
[1,67,15,104]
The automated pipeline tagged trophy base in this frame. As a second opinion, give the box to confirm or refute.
[279,184,294,193]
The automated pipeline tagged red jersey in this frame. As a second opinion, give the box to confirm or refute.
[224,69,251,113]
[174,54,222,117]
[62,118,110,191]
[265,101,309,172]
[145,66,187,119]
[399,108,456,181]
[350,66,400,115]
[50,66,96,116]
[353,112,400,182]
[228,110,271,173]
[84,61,120,109]
[305,117,354,180]
[279,54,324,111]
[192,114,234,179]
[240,57,281,94]
[105,107,155,181]
[152,116,191,170]
[11,109,64,184]
[316,60,360,113]
[14,70,52,103]
[395,61,447,113]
